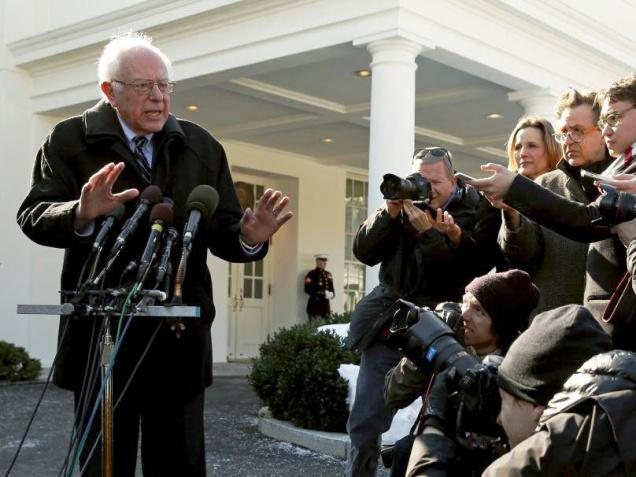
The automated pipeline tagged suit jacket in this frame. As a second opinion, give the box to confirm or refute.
[17,101,267,394]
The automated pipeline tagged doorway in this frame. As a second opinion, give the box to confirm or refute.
[227,173,275,360]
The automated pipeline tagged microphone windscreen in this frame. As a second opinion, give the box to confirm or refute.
[187,185,219,223]
[149,202,174,225]
[140,185,162,204]
[109,203,126,220]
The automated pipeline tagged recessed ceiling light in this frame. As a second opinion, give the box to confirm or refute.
[187,105,199,111]
[322,137,333,143]
[486,113,503,119]
[354,69,371,78]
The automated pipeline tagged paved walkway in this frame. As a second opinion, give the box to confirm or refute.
[0,363,371,477]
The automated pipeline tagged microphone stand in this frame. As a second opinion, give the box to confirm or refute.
[101,320,114,477]
[17,298,200,476]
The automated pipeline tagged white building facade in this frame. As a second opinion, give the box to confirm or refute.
[1,0,634,366]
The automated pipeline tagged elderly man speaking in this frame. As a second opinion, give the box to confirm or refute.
[17,32,292,476]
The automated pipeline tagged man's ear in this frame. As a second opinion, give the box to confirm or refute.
[101,81,116,105]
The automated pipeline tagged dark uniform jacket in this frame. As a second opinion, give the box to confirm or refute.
[498,158,611,318]
[483,350,636,476]
[502,152,636,348]
[304,267,334,317]
[17,100,267,394]
[346,184,488,351]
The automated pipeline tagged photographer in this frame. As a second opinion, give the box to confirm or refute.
[345,147,487,477]
[408,305,613,477]
[383,269,539,477]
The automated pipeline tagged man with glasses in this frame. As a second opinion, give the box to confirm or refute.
[345,147,486,477]
[472,73,636,348]
[498,88,612,317]
[17,32,292,476]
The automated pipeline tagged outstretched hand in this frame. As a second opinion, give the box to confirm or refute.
[240,188,294,246]
[74,162,139,229]
[595,173,636,193]
[471,163,516,209]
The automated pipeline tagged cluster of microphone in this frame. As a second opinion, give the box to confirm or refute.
[85,184,220,304]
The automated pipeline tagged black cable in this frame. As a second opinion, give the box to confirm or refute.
[78,319,164,475]
[4,318,71,477]
[57,319,105,477]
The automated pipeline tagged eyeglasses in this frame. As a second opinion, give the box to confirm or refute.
[598,105,635,130]
[112,79,175,95]
[553,126,598,144]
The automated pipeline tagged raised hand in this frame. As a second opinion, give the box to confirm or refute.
[74,162,139,229]
[240,188,294,246]
[471,163,516,208]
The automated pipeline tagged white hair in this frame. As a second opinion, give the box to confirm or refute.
[97,32,173,92]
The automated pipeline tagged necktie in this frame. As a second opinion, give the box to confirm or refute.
[133,136,151,184]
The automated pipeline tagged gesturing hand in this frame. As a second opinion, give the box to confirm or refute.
[74,162,139,230]
[430,208,462,245]
[240,188,294,246]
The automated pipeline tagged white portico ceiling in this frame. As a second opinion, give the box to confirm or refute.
[167,44,521,172]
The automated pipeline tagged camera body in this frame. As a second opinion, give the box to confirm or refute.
[380,173,436,213]
[597,183,636,225]
[386,299,505,449]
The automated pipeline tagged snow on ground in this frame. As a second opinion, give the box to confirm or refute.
[319,323,420,445]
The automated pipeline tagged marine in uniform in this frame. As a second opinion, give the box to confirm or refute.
[304,254,335,320]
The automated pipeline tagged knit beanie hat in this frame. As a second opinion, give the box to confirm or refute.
[497,304,611,406]
[465,269,539,349]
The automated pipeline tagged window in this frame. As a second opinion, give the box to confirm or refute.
[344,177,368,312]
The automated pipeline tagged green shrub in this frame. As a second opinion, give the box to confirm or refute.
[308,311,352,328]
[0,341,42,382]
[249,323,358,431]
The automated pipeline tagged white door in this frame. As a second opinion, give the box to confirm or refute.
[227,174,272,360]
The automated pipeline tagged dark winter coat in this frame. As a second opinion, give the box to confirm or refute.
[17,100,266,394]
[346,184,487,351]
[483,350,636,476]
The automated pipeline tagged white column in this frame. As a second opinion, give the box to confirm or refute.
[508,88,559,126]
[363,36,422,293]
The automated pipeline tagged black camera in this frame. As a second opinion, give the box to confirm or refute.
[386,299,505,450]
[380,173,436,213]
[597,183,636,225]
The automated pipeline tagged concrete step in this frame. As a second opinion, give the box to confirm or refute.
[257,407,350,460]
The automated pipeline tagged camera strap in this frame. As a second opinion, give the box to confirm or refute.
[603,272,636,326]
